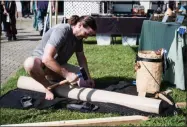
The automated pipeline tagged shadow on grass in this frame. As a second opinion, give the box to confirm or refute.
[160,81,177,91]
[129,46,138,54]
[94,76,135,89]
[83,40,97,45]
[111,38,122,45]
[93,75,184,92]
[83,39,123,45]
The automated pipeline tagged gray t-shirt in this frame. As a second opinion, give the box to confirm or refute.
[32,24,83,64]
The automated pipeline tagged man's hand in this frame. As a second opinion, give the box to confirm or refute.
[65,72,79,85]
[16,12,18,18]
[52,6,55,13]
[78,78,95,88]
[86,78,95,88]
[45,89,54,100]
[3,10,8,15]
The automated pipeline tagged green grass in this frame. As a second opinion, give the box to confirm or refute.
[1,37,187,126]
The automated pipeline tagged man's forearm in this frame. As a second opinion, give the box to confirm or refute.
[77,55,91,79]
[42,58,69,78]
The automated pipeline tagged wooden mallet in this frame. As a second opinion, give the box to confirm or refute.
[47,67,88,90]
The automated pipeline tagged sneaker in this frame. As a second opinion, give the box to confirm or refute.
[13,36,17,41]
[28,15,32,19]
[8,36,12,41]
[39,30,43,36]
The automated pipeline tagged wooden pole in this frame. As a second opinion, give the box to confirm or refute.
[2,115,149,126]
[17,76,162,114]
[49,1,52,28]
[175,102,187,108]
[43,1,50,36]
[55,0,58,25]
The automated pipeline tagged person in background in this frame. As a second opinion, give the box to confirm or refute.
[156,1,164,14]
[31,0,38,31]
[0,1,7,36]
[177,2,186,15]
[0,1,4,36]
[2,0,18,41]
[23,15,97,100]
[165,1,175,16]
[36,1,54,36]
[156,6,162,14]
[21,0,31,18]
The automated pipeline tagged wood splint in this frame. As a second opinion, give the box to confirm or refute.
[3,115,149,126]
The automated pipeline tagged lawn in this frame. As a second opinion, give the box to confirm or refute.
[1,37,187,126]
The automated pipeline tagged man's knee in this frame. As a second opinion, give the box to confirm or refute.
[24,57,41,73]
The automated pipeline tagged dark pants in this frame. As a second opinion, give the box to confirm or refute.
[6,14,17,38]
[21,1,30,17]
[37,9,48,32]
[0,13,7,33]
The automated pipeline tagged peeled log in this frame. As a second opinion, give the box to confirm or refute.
[17,76,163,114]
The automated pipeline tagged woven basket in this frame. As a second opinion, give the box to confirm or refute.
[136,51,163,96]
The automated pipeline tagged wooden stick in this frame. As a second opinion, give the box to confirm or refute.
[158,93,173,105]
[49,1,52,28]
[175,102,186,108]
[47,79,69,90]
[55,0,58,25]
[2,115,149,126]
[162,89,172,95]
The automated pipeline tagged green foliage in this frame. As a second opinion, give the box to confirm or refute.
[1,37,186,126]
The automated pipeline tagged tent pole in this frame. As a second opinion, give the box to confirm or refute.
[55,0,58,25]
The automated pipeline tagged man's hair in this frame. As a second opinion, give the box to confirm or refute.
[168,1,175,11]
[68,15,79,26]
[68,15,97,31]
